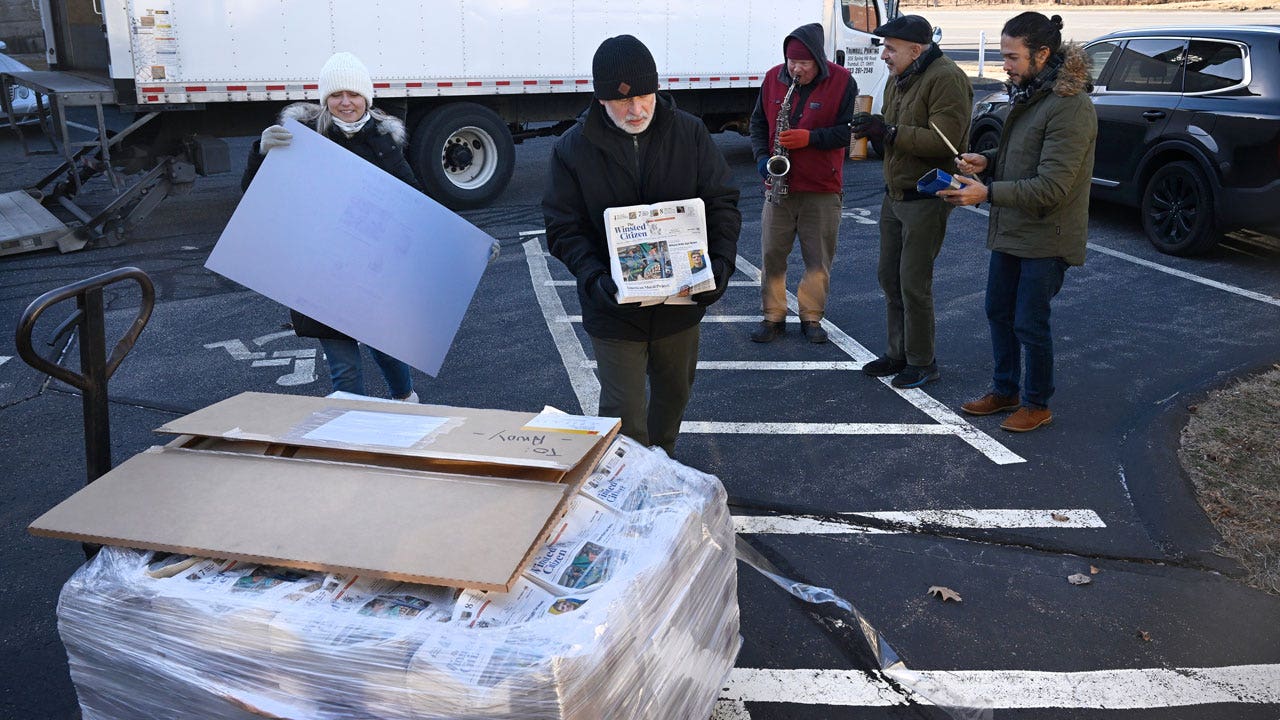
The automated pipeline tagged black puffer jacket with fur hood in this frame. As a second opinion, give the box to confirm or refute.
[242,102,420,192]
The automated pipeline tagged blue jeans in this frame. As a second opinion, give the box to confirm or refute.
[985,251,1068,409]
[319,338,414,399]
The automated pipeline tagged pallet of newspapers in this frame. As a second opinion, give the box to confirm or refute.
[51,430,740,719]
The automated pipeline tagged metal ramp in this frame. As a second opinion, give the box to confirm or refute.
[0,190,84,256]
[0,69,201,255]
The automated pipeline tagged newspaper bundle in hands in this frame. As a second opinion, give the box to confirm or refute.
[605,198,716,306]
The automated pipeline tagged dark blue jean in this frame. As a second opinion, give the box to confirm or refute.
[319,338,414,399]
[985,251,1069,409]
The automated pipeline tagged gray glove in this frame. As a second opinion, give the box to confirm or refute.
[488,239,500,265]
[259,125,293,154]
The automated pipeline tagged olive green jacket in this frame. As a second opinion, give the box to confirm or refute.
[881,49,973,200]
[980,43,1097,266]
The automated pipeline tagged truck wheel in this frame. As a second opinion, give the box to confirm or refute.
[1141,160,1219,256]
[410,103,515,210]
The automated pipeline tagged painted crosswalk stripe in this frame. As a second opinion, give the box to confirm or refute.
[733,508,1106,535]
[716,664,1280,710]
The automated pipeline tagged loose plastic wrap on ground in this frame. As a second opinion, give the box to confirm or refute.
[56,436,740,720]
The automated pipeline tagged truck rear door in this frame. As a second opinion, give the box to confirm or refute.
[834,0,891,111]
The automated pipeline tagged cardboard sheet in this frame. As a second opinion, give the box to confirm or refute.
[205,117,493,377]
[29,448,569,591]
[157,392,614,471]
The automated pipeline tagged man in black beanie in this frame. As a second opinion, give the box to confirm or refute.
[542,34,742,456]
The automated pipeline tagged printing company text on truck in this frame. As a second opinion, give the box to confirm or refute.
[4,0,893,252]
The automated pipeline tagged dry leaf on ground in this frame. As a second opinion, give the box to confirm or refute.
[927,586,962,602]
[1051,512,1070,522]
[1090,566,1100,574]
[1137,630,1153,642]
[1067,573,1092,585]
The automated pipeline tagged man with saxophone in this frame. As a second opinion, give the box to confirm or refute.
[749,23,856,344]
[852,15,971,388]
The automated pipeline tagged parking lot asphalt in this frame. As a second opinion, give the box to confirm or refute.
[2,112,1279,718]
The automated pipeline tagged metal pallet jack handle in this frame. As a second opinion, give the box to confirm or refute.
[15,267,155,488]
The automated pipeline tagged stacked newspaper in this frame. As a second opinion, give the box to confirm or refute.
[56,436,739,720]
[604,198,716,306]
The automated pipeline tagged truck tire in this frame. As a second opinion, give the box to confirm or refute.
[410,103,515,210]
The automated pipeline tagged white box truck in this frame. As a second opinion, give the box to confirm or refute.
[3,0,893,251]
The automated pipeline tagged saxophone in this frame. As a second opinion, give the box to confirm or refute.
[765,77,800,206]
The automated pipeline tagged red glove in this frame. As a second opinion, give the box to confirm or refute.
[777,128,810,150]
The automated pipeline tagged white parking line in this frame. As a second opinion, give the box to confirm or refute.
[1088,243,1280,307]
[959,204,1280,308]
[734,508,1106,534]
[686,421,955,435]
[523,237,1022,464]
[732,255,1024,465]
[715,664,1280,711]
[578,360,863,371]
[0,356,10,368]
[524,239,599,415]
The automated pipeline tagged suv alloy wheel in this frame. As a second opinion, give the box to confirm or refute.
[1141,160,1218,256]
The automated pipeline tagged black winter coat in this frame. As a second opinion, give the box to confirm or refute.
[542,94,741,342]
[241,103,421,340]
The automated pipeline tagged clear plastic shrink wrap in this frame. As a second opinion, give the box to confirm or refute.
[56,437,740,720]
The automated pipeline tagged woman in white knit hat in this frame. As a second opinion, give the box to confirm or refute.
[242,51,421,402]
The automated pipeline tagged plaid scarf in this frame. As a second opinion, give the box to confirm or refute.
[1008,52,1063,104]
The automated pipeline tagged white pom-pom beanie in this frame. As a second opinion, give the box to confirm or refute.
[319,52,374,105]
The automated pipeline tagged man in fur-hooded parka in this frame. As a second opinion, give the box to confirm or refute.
[940,13,1098,433]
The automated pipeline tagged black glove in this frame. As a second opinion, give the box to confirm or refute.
[756,156,769,179]
[851,112,893,143]
[586,273,638,312]
[692,258,732,306]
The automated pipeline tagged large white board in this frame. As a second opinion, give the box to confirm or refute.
[206,119,491,377]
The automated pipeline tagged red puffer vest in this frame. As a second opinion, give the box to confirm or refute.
[760,62,852,194]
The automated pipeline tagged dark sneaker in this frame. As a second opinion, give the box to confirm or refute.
[960,392,1021,416]
[891,363,939,389]
[800,320,828,344]
[1001,406,1053,432]
[862,356,906,377]
[750,320,785,343]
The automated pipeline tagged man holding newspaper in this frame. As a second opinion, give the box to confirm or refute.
[542,35,741,456]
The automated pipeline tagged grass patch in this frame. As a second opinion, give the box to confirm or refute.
[1179,365,1280,596]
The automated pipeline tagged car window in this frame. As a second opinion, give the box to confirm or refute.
[1085,41,1121,86]
[1181,40,1246,93]
[1107,38,1186,93]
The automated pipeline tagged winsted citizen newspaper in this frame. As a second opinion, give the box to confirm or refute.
[604,198,715,305]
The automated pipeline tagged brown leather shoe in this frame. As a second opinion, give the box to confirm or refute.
[1000,406,1053,432]
[960,392,1020,416]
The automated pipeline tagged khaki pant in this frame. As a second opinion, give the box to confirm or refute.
[590,323,700,456]
[760,191,843,323]
[878,195,953,366]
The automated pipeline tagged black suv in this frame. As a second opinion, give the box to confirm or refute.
[969,26,1280,256]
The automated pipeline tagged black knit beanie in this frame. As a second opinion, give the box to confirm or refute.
[592,35,659,100]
